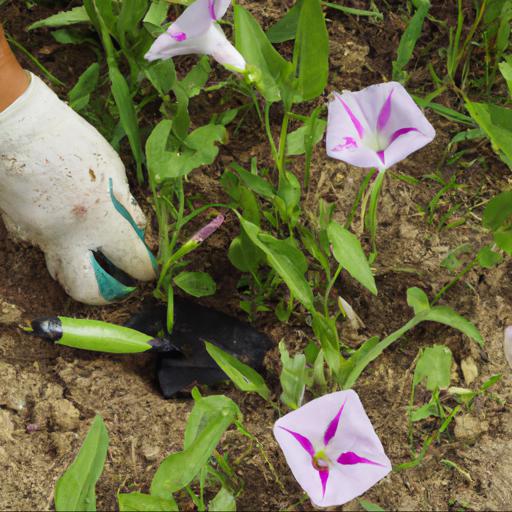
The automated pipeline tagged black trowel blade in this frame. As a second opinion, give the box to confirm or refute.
[125,297,273,398]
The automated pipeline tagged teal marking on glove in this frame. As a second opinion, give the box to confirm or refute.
[91,253,136,301]
[108,178,158,272]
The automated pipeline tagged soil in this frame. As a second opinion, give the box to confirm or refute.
[1,1,511,511]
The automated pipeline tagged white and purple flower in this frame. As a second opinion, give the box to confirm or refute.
[326,82,435,171]
[144,0,246,71]
[274,390,391,507]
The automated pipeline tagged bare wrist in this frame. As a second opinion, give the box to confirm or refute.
[0,25,30,112]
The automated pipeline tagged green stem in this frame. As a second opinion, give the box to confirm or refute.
[345,168,378,229]
[366,170,386,261]
[432,256,478,305]
[264,103,279,164]
[323,264,343,317]
[277,109,290,177]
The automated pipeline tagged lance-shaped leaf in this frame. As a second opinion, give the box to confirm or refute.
[292,0,329,102]
[205,342,270,400]
[54,416,109,512]
[328,222,377,296]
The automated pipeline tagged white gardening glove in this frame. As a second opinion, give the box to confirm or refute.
[0,73,157,305]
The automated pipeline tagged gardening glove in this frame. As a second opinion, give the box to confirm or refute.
[0,72,157,305]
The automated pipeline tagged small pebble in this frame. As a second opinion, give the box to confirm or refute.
[461,357,479,385]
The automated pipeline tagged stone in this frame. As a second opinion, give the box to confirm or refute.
[0,410,14,442]
[51,432,77,457]
[141,439,160,462]
[461,357,479,386]
[0,299,23,324]
[454,415,489,443]
[50,399,80,431]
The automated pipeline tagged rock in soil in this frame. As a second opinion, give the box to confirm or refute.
[454,415,489,443]
[50,399,80,431]
[0,410,14,442]
[0,298,23,324]
[461,357,479,386]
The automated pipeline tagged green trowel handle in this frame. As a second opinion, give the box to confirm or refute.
[31,316,155,354]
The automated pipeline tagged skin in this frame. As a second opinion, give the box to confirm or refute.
[0,24,30,112]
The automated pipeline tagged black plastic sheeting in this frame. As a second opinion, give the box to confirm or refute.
[125,297,273,398]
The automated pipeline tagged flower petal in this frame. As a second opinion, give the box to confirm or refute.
[504,326,512,369]
[388,126,420,145]
[168,0,214,41]
[376,88,394,132]
[337,451,383,466]
[278,427,315,457]
[338,97,365,139]
[145,24,245,70]
[319,470,329,497]
[274,390,392,508]
[323,401,345,446]
[327,93,380,168]
[208,0,231,20]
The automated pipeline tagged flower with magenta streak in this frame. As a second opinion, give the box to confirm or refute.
[191,214,225,243]
[144,0,246,71]
[326,82,435,171]
[274,390,391,507]
[504,326,512,369]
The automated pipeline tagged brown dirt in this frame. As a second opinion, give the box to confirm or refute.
[1,1,511,511]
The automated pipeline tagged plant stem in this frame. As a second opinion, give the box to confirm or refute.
[277,109,290,177]
[345,168,378,229]
[323,264,343,317]
[366,170,386,261]
[431,255,478,305]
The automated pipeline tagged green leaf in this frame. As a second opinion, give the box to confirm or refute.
[146,120,173,185]
[392,0,431,82]
[406,287,430,315]
[424,306,484,347]
[157,125,227,181]
[68,62,100,111]
[337,336,380,389]
[328,222,377,295]
[174,271,216,298]
[228,233,263,273]
[117,0,148,41]
[292,0,329,102]
[205,342,270,400]
[144,59,177,96]
[239,217,314,311]
[413,345,452,391]
[482,191,512,231]
[28,7,90,30]
[184,394,241,448]
[494,228,512,255]
[465,101,512,168]
[411,396,440,422]
[359,499,385,512]
[151,396,239,497]
[266,0,304,43]
[499,56,512,98]
[54,416,109,512]
[279,341,309,409]
[181,56,211,98]
[118,493,178,512]
[209,488,236,512]
[231,164,275,199]
[286,119,327,156]
[312,313,341,376]
[143,0,170,33]
[234,5,293,102]
[477,246,503,268]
